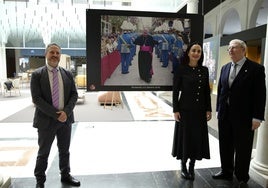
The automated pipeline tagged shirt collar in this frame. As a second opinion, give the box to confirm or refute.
[232,57,246,67]
[46,63,59,72]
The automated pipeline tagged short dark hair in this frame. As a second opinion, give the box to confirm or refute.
[45,43,61,54]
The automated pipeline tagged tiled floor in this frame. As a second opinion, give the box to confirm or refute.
[0,89,263,188]
[9,168,264,188]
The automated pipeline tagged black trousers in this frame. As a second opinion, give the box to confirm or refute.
[34,121,72,183]
[218,109,254,182]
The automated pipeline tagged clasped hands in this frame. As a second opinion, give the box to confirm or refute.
[56,111,67,122]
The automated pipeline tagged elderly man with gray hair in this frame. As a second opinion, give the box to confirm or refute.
[212,39,266,188]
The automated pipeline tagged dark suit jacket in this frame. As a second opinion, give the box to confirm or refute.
[30,66,78,130]
[216,58,266,122]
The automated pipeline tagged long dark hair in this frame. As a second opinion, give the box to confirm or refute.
[181,42,204,66]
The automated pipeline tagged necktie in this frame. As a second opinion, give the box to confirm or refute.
[229,63,237,87]
[52,68,59,109]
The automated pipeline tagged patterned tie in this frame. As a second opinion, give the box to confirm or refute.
[52,68,59,109]
[229,63,237,87]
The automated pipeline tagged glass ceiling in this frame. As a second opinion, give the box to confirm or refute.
[0,0,189,48]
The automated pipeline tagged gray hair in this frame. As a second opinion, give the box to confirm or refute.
[230,39,247,50]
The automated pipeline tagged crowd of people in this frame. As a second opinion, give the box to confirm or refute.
[101,35,118,57]
[100,28,187,83]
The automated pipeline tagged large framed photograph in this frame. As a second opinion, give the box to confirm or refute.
[86,9,204,91]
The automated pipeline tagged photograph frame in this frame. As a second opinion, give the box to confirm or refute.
[86,9,204,91]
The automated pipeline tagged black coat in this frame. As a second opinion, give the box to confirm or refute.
[217,59,266,122]
[173,64,212,112]
[172,64,212,160]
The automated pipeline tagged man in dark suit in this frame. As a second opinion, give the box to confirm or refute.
[212,39,266,188]
[30,43,80,188]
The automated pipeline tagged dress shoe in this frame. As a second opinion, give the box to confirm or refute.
[181,161,189,179]
[61,175,81,186]
[145,78,151,83]
[36,183,44,188]
[188,160,195,181]
[212,171,233,180]
[188,168,195,180]
[238,181,248,188]
[181,170,189,179]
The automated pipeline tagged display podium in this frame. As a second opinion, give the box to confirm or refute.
[98,91,123,110]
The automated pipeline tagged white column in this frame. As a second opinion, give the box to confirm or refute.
[249,15,268,188]
[0,44,11,188]
[0,31,11,188]
[186,0,199,14]
[0,42,7,80]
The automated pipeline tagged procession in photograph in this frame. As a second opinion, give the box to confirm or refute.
[99,15,190,87]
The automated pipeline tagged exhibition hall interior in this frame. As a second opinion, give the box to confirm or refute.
[0,0,268,187]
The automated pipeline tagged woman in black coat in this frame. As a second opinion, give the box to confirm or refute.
[172,42,212,180]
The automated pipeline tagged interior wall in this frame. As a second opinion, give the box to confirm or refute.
[247,46,261,64]
[212,45,229,95]
[29,57,45,69]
